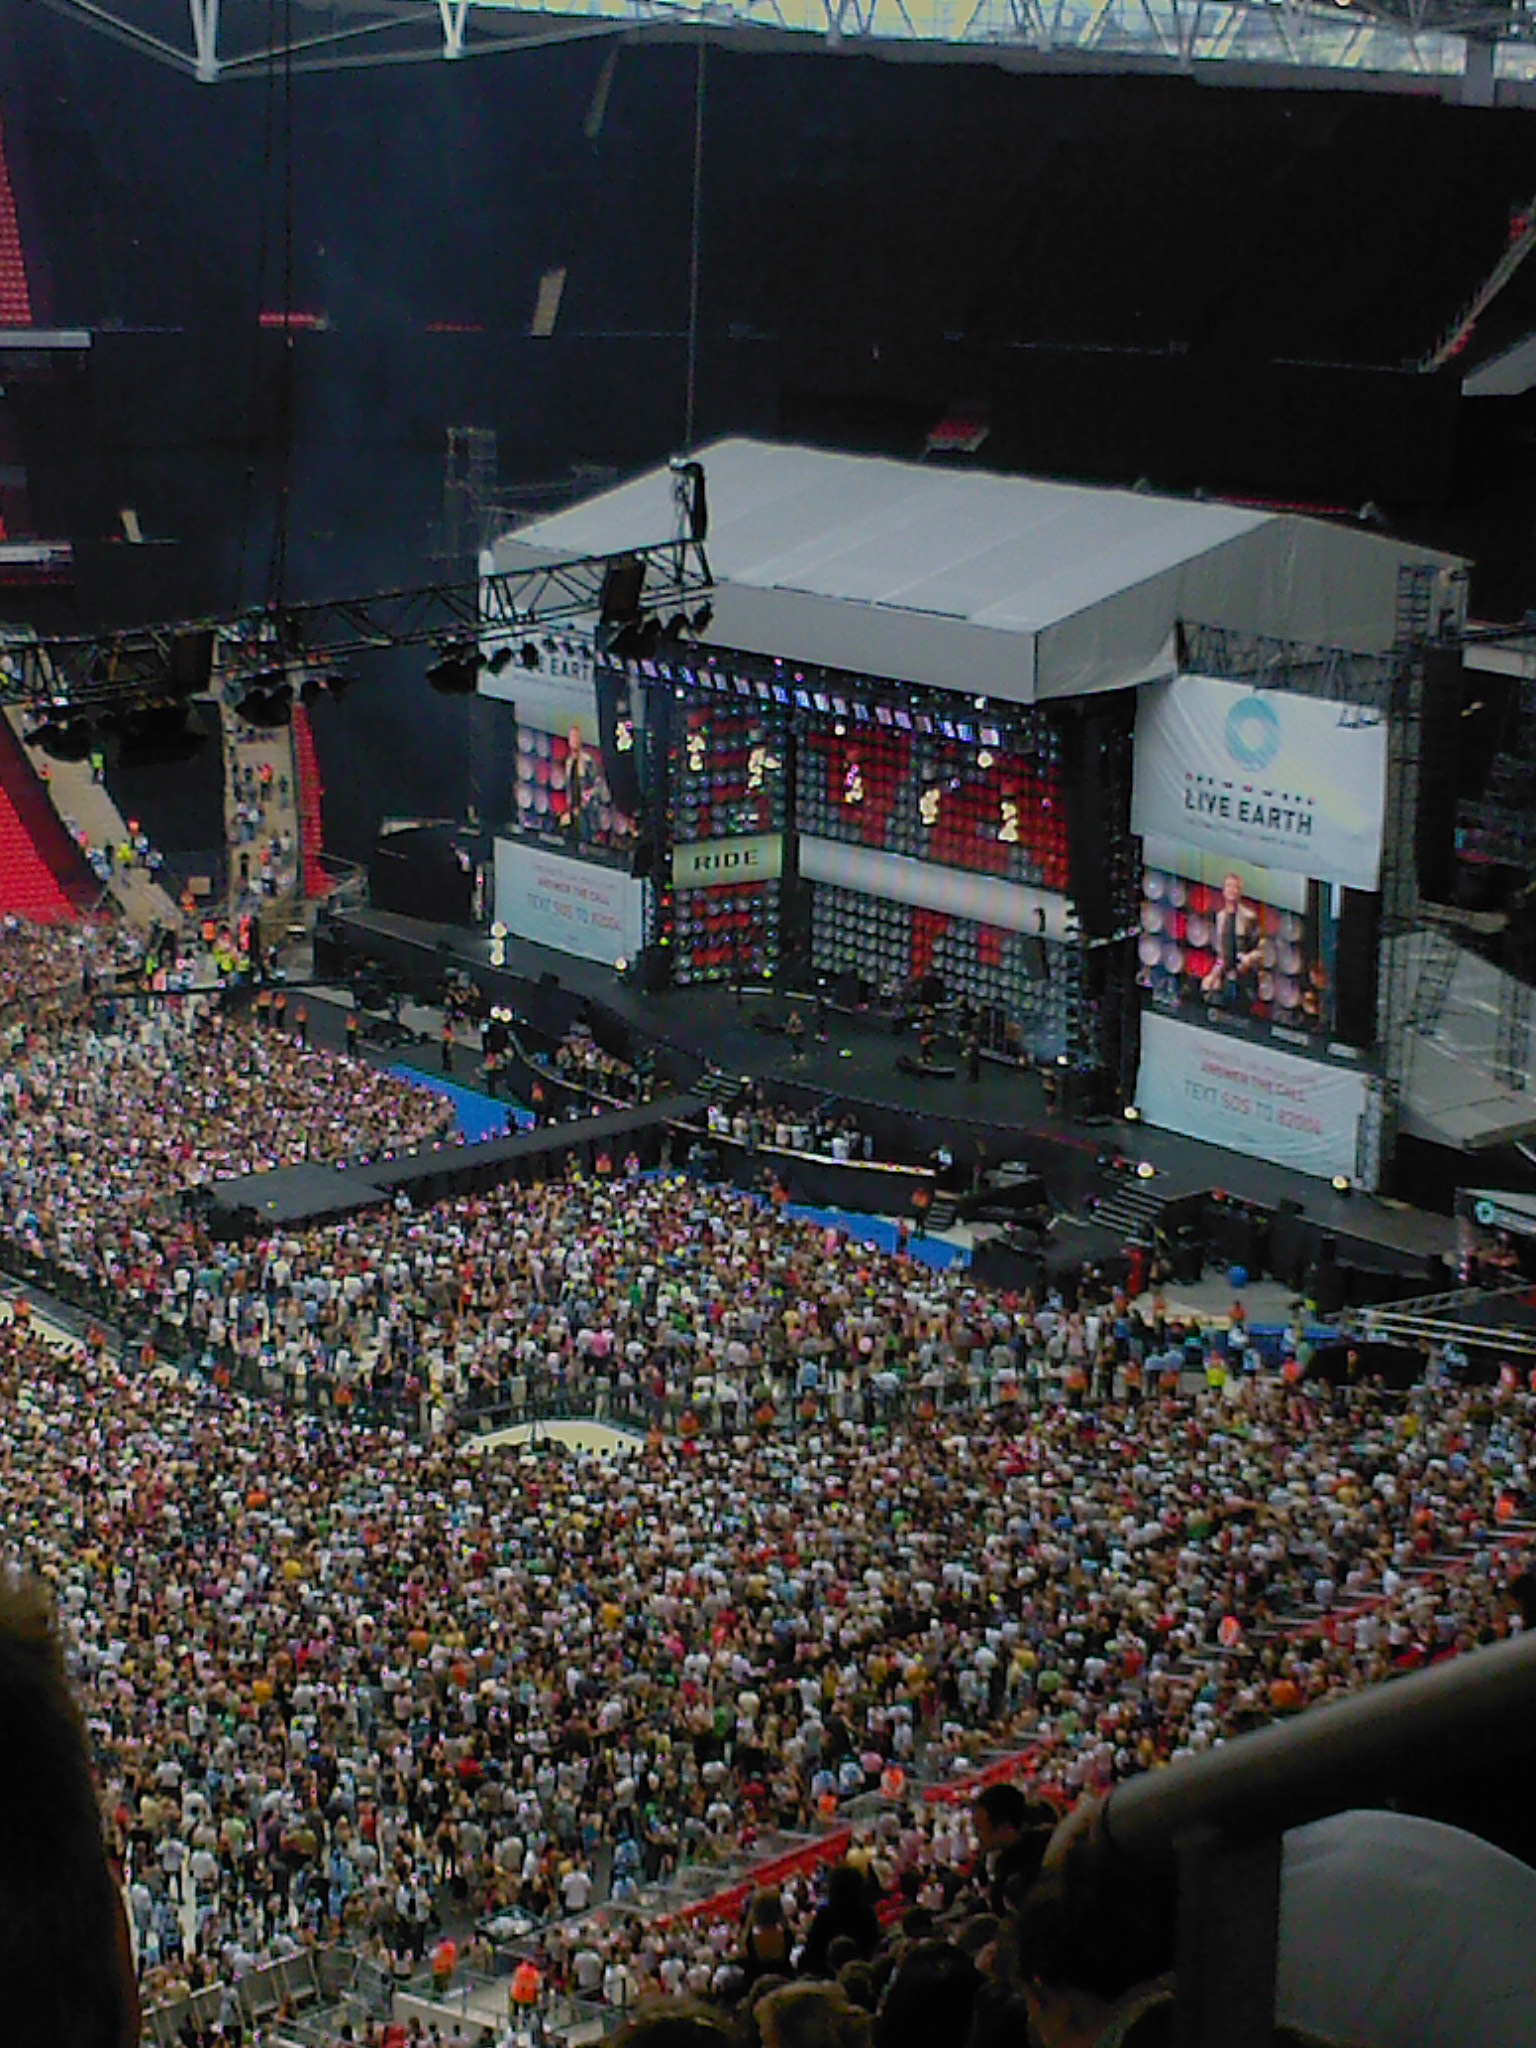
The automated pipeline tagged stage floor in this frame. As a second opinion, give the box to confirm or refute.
[322,911,1459,1268]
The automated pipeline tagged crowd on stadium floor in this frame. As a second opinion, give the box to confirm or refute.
[0,917,1533,2043]
[0,918,458,1304]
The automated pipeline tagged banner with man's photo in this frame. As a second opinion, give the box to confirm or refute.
[1131,676,1388,1167]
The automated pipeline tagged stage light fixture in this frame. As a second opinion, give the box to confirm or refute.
[1136,1161,1156,1181]
[1331,1174,1352,1196]
[234,670,294,726]
[426,643,480,695]
[1123,1105,1141,1122]
[691,602,713,635]
[519,641,541,670]
[238,686,293,728]
[25,713,96,762]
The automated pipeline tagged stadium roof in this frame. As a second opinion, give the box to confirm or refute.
[494,437,1460,703]
[39,0,1536,100]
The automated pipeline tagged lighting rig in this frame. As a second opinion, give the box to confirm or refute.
[0,535,713,755]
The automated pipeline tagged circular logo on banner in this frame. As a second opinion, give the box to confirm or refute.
[1224,695,1282,772]
[1474,1198,1498,1227]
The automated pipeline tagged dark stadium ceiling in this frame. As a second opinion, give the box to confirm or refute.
[26,0,1536,99]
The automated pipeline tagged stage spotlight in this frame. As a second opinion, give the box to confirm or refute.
[1136,1161,1156,1181]
[1123,1105,1141,1123]
[1331,1174,1352,1197]
[482,646,514,676]
[300,671,352,706]
[426,642,480,695]
[236,681,293,727]
[691,602,713,635]
[518,642,541,670]
[25,713,96,762]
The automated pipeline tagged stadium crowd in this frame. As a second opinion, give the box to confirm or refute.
[0,917,1532,2045]
[0,918,458,1305]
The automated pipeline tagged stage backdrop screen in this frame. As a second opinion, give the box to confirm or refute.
[1131,675,1387,893]
[1135,1013,1372,1184]
[493,838,645,968]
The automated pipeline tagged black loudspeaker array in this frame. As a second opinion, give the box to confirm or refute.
[1416,646,1464,907]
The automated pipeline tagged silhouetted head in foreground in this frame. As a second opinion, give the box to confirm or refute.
[0,1573,138,2048]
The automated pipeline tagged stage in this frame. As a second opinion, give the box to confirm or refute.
[309,908,1458,1291]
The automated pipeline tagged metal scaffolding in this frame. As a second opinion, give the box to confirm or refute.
[31,0,1536,96]
[0,535,713,710]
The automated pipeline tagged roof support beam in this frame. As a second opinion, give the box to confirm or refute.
[189,0,219,82]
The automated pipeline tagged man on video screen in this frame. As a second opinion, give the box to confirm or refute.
[1201,871,1262,1007]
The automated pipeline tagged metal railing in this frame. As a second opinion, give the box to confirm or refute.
[1099,1631,1536,2048]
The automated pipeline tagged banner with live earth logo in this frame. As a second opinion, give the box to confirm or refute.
[1131,675,1387,892]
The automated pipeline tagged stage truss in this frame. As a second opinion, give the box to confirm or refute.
[0,536,712,710]
[31,0,1536,96]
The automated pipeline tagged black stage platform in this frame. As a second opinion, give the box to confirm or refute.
[317,910,1458,1285]
[205,1099,702,1237]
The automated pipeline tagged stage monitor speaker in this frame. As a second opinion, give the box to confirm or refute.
[896,1052,957,1080]
[1315,1233,1338,1269]
[1334,889,1380,1049]
[599,554,645,626]
[1173,1240,1204,1286]
[637,948,671,994]
[1309,1261,1348,1315]
[1416,647,1463,906]
[1268,1212,1311,1290]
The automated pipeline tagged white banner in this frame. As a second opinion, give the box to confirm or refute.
[800,836,1073,941]
[479,629,600,740]
[1131,675,1387,891]
[672,834,784,892]
[493,838,645,966]
[1135,1012,1373,1184]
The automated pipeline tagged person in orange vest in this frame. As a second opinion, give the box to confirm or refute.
[346,1010,361,1055]
[510,1958,541,2016]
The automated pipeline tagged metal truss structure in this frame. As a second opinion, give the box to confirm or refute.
[0,535,712,709]
[31,0,1536,97]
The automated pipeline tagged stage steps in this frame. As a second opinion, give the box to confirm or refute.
[1087,1177,1168,1246]
[927,1192,960,1232]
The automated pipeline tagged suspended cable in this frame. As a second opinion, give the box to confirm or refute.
[683,36,705,452]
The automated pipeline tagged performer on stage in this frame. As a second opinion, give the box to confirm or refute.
[1200,871,1262,1007]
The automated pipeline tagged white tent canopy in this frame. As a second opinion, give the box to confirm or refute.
[493,438,1461,705]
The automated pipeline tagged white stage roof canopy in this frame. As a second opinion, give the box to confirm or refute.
[495,439,1459,705]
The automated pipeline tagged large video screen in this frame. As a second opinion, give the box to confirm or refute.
[1137,840,1339,1039]
[1132,676,1387,1177]
[1132,675,1385,1054]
